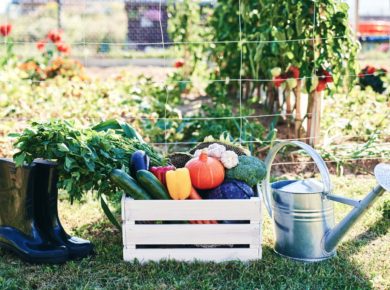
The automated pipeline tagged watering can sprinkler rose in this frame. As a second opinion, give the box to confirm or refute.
[261,141,389,262]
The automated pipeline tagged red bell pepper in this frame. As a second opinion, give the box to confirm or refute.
[150,166,175,187]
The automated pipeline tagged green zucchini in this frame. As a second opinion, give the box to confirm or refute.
[136,170,170,200]
[110,169,150,200]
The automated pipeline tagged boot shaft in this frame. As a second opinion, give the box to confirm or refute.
[33,160,60,229]
[0,159,35,236]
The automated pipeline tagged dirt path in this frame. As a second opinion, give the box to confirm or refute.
[85,65,174,81]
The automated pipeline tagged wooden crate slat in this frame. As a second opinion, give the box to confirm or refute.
[123,248,262,262]
[123,224,261,245]
[123,198,261,221]
[122,196,263,262]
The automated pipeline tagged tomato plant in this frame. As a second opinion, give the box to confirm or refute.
[208,0,359,145]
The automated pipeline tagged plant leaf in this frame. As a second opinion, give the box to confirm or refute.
[100,195,122,232]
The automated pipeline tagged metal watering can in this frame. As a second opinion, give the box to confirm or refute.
[262,141,389,262]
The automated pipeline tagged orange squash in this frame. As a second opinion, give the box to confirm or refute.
[185,152,225,190]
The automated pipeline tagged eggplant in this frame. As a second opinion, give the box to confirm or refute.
[130,150,150,178]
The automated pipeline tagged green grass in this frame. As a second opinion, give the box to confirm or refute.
[0,175,389,289]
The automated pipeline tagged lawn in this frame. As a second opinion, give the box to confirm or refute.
[0,175,388,290]
[1,3,389,288]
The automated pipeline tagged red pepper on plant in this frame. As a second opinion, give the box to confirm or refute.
[288,66,300,79]
[322,69,333,83]
[316,79,327,92]
[150,166,175,187]
[273,75,285,88]
[366,66,376,75]
[0,24,12,37]
[174,59,185,68]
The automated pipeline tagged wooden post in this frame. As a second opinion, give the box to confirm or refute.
[309,91,322,146]
[285,88,292,139]
[293,80,302,139]
[56,0,62,30]
[306,91,315,145]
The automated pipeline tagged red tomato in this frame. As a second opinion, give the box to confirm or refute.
[36,40,46,52]
[47,30,62,43]
[56,43,70,54]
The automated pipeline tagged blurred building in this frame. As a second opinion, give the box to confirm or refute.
[124,0,169,50]
[124,0,215,50]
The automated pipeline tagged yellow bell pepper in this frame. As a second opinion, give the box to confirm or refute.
[166,168,192,200]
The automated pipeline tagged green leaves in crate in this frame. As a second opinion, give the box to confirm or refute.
[12,119,167,202]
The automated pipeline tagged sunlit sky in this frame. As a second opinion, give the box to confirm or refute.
[0,0,389,16]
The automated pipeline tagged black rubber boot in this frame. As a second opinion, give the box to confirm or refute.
[0,159,69,264]
[33,160,94,259]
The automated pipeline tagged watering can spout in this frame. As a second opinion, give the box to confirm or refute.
[324,163,390,253]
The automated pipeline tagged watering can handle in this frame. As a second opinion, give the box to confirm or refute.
[261,141,332,217]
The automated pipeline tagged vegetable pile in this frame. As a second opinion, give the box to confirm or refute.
[117,136,266,205]
[12,121,267,227]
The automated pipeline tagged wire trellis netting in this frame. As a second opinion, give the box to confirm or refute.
[0,0,389,170]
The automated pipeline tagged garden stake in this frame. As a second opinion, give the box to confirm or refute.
[262,141,389,262]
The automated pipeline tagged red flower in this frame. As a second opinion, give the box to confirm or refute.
[47,30,62,43]
[273,75,285,88]
[174,59,185,68]
[288,66,300,79]
[36,40,46,52]
[0,24,12,37]
[366,66,376,75]
[316,79,327,92]
[358,73,365,78]
[56,43,70,54]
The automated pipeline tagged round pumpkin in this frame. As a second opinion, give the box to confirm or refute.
[185,152,225,190]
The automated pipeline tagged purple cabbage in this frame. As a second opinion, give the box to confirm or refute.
[208,179,254,200]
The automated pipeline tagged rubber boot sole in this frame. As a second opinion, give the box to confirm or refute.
[0,241,68,264]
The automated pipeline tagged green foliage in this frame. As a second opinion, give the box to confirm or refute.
[183,104,266,144]
[0,34,15,68]
[319,133,390,175]
[226,155,266,186]
[322,89,389,140]
[383,200,390,219]
[209,0,359,94]
[12,120,166,201]
[358,66,388,94]
[167,0,213,94]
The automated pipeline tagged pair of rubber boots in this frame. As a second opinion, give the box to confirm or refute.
[0,159,93,264]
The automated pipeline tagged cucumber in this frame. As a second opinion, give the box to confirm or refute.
[110,169,151,200]
[136,170,170,200]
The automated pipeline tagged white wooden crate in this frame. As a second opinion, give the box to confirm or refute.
[122,195,262,262]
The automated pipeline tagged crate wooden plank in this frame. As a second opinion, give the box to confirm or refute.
[123,197,261,221]
[124,248,262,262]
[123,224,261,245]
